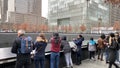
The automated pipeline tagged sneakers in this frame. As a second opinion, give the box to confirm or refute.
[90,57,96,61]
[115,61,120,64]
[63,66,73,68]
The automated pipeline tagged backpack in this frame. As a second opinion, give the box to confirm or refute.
[118,36,120,43]
[18,36,33,54]
[110,39,119,50]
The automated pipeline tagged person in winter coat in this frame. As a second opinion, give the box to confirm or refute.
[104,35,110,63]
[61,36,73,68]
[50,33,61,68]
[88,37,96,60]
[108,33,119,68]
[73,34,84,65]
[115,32,120,63]
[34,33,47,68]
[97,34,106,61]
[11,29,32,68]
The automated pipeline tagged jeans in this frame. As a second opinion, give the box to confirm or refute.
[105,48,109,62]
[50,52,60,68]
[64,52,73,67]
[34,56,45,68]
[76,48,82,65]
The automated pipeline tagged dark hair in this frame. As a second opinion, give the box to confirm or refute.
[62,36,67,40]
[100,33,106,39]
[90,37,93,40]
[110,33,115,37]
[79,34,82,38]
[53,33,60,44]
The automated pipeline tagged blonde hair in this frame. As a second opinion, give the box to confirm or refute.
[39,33,45,40]
[36,33,48,42]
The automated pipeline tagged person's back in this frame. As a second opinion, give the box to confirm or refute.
[34,37,47,56]
[11,29,32,68]
[97,34,106,61]
[50,33,61,68]
[97,38,105,49]
[88,39,96,51]
[61,36,73,68]
[108,34,119,68]
[34,33,47,68]
[50,34,61,52]
[88,37,96,60]
[61,36,71,53]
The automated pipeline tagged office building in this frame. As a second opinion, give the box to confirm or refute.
[109,5,120,25]
[48,0,109,32]
[7,0,42,24]
[0,0,8,23]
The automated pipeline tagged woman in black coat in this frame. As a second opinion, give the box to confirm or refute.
[108,33,119,68]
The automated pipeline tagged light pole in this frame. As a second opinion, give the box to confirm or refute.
[98,17,102,34]
[86,0,90,33]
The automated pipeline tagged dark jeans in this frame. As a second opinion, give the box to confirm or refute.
[50,52,60,68]
[76,48,82,65]
[15,54,31,68]
[116,50,120,62]
[105,47,109,62]
[109,62,119,68]
[98,48,104,60]
[34,56,45,68]
[89,51,95,59]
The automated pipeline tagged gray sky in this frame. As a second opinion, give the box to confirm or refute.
[42,0,48,18]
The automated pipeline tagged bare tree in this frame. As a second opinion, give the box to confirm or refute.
[113,21,120,31]
[80,24,86,32]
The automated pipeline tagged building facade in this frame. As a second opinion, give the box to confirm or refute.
[6,0,42,24]
[0,0,8,23]
[109,5,120,25]
[48,0,109,32]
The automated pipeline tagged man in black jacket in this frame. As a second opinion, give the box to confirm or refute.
[115,32,120,64]
[11,29,31,68]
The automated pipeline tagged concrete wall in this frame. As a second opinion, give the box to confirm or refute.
[0,33,100,48]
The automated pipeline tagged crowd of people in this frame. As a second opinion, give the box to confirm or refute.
[11,29,120,68]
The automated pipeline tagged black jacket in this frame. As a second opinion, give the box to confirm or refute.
[11,36,32,57]
[108,40,118,62]
[11,37,21,54]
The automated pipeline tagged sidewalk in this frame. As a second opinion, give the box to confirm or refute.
[73,59,120,68]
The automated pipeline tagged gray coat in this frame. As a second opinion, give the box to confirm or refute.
[61,40,71,53]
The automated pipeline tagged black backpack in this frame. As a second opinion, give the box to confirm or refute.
[110,39,119,50]
[118,37,120,43]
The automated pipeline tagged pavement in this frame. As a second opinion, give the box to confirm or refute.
[73,58,120,68]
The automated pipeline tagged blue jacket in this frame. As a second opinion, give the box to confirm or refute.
[74,38,84,49]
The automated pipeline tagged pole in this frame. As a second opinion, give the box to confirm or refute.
[86,0,90,33]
